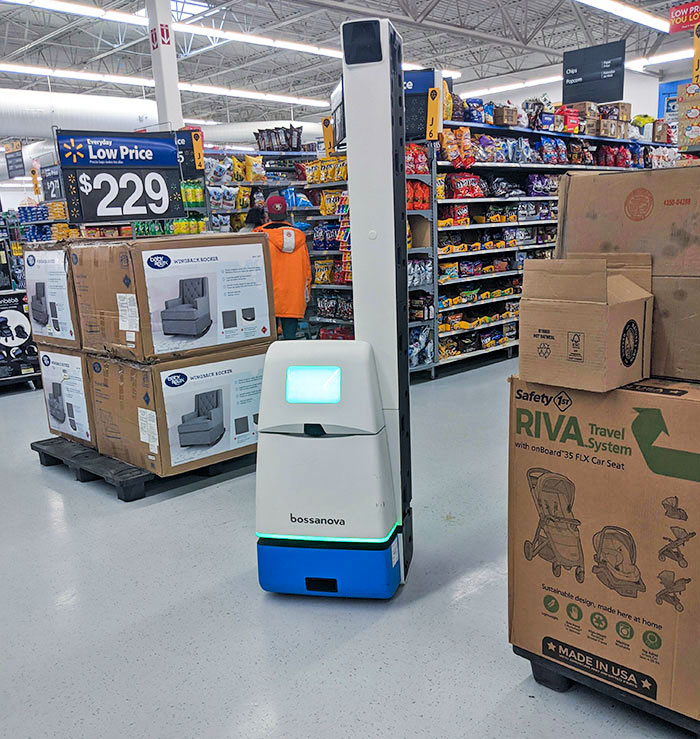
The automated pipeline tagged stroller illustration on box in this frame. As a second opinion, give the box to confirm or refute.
[523,468,585,583]
[592,527,646,598]
[656,570,691,612]
[658,527,696,568]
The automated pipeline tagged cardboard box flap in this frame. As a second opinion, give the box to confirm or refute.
[523,259,608,303]
[573,252,652,292]
[606,273,653,304]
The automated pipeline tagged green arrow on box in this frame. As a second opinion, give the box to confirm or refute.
[632,408,700,482]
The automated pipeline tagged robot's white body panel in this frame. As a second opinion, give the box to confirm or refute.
[256,19,412,599]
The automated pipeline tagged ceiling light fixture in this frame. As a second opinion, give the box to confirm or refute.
[183,117,222,125]
[0,62,329,107]
[625,47,693,71]
[459,74,564,98]
[573,0,669,32]
[0,0,460,77]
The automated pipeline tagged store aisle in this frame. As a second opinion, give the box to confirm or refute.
[0,365,688,739]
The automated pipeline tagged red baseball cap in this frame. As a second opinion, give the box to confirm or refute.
[266,195,287,216]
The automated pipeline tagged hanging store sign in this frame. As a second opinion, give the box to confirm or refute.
[670,1,700,33]
[56,130,185,224]
[562,40,625,104]
[5,141,25,179]
[175,129,205,180]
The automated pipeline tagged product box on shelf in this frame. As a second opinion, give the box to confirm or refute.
[23,242,80,349]
[558,168,700,381]
[88,344,268,476]
[37,345,96,447]
[568,101,599,119]
[0,290,40,380]
[617,121,630,140]
[494,106,519,126]
[509,374,700,725]
[539,113,555,131]
[653,120,669,144]
[553,114,566,132]
[518,256,652,392]
[601,101,632,121]
[70,233,275,362]
[598,119,619,139]
[581,118,600,136]
[676,82,700,149]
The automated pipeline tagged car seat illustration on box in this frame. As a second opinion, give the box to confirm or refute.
[656,570,692,612]
[658,526,696,568]
[31,282,49,326]
[592,526,646,598]
[177,389,225,447]
[523,468,585,583]
[48,382,66,423]
[662,496,688,521]
[161,277,212,337]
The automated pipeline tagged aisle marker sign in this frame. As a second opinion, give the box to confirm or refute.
[670,1,700,32]
[55,129,185,224]
[425,87,440,141]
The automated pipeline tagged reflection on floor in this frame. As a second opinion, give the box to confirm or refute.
[0,360,688,738]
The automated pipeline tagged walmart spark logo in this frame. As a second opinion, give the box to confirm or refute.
[62,138,84,164]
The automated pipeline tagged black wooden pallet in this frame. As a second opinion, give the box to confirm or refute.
[515,646,700,737]
[31,437,255,502]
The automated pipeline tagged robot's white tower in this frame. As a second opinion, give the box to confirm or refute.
[255,18,412,598]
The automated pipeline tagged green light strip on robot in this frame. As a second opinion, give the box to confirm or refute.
[256,521,400,544]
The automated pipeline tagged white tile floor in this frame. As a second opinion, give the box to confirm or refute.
[0,359,691,738]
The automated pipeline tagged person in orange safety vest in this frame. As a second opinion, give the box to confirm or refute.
[254,195,311,340]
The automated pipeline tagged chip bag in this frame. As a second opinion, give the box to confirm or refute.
[314,259,334,285]
[244,155,265,182]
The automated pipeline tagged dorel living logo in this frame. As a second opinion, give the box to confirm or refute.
[165,372,188,387]
[146,253,172,270]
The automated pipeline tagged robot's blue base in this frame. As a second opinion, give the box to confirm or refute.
[257,535,401,599]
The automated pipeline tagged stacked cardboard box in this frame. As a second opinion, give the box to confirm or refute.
[24,242,97,448]
[510,166,700,726]
[28,233,276,476]
[676,82,700,150]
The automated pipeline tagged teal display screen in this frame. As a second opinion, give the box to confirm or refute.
[285,366,341,404]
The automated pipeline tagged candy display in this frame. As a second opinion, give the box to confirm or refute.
[409,325,434,368]
[408,258,433,288]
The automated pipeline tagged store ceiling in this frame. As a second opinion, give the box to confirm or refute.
[0,0,683,132]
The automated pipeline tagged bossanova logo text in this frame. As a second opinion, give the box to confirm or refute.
[146,253,171,269]
[165,372,188,387]
[290,514,345,525]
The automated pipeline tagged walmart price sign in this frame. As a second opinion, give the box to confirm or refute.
[56,129,185,223]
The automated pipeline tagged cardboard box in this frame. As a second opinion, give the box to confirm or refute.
[580,118,600,136]
[89,344,268,476]
[554,114,566,132]
[598,119,619,138]
[23,242,81,349]
[0,291,40,381]
[617,121,630,140]
[494,106,518,126]
[557,168,700,380]
[539,113,555,131]
[601,101,632,122]
[509,375,700,723]
[71,233,275,362]
[519,256,653,392]
[569,101,599,119]
[37,345,96,447]
[653,120,669,144]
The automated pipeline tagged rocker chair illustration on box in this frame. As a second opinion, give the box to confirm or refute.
[48,382,66,424]
[160,277,212,338]
[31,282,49,326]
[177,389,225,447]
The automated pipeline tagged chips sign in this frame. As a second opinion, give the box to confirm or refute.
[670,0,700,32]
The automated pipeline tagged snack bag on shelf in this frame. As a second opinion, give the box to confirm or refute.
[231,157,245,182]
[452,203,470,225]
[442,79,453,120]
[314,259,334,285]
[406,220,412,250]
[294,162,307,182]
[208,186,223,211]
[222,185,238,210]
[438,262,459,283]
[244,155,265,182]
[406,180,415,210]
[335,157,348,180]
[405,146,416,175]
[465,98,485,123]
[306,160,321,184]
[320,158,337,183]
[436,174,446,200]
[439,129,465,169]
[236,186,251,210]
[412,145,429,174]
[451,93,465,122]
[317,293,338,318]
[320,189,341,215]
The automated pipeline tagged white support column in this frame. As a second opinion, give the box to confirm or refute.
[146,0,184,130]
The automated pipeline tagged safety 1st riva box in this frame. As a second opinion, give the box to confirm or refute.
[70,233,275,361]
[518,255,653,392]
[509,375,700,722]
[24,243,80,349]
[88,344,268,476]
[37,345,96,447]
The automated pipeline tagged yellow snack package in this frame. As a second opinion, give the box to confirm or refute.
[436,174,446,200]
[442,79,452,120]
[236,186,252,210]
[313,259,334,285]
[335,157,348,180]
[320,189,341,216]
[231,157,245,182]
[320,158,337,183]
[406,220,412,250]
[244,155,266,182]
[306,160,320,184]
